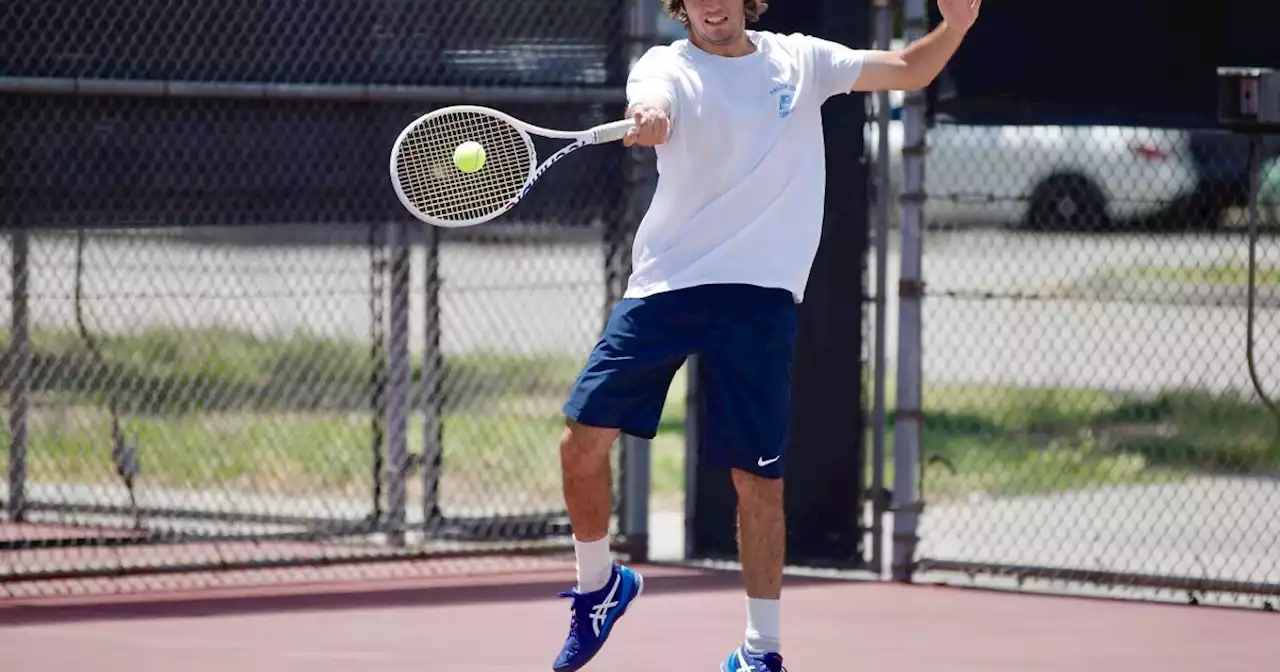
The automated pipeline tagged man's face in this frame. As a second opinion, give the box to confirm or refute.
[682,0,746,48]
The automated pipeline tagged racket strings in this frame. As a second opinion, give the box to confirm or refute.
[394,111,533,223]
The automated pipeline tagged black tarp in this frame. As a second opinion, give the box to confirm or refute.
[687,0,870,569]
[3,0,620,87]
[931,0,1280,127]
[1,0,627,228]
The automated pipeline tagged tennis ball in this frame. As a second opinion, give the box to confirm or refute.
[453,141,486,174]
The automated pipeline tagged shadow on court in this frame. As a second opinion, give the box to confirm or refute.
[0,563,839,627]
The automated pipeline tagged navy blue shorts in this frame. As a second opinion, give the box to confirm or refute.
[562,283,798,479]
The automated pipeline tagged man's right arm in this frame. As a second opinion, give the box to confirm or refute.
[623,47,678,147]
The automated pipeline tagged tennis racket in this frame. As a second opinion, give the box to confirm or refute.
[389,105,636,228]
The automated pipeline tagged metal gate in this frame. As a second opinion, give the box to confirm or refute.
[866,0,1280,610]
[1,0,652,597]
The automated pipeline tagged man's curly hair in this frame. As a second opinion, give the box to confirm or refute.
[663,0,770,28]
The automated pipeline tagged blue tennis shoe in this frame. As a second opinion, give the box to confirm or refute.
[551,563,644,671]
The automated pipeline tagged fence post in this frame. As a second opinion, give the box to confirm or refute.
[8,229,30,523]
[421,222,444,530]
[683,353,700,559]
[614,0,660,562]
[891,0,928,583]
[868,0,895,579]
[385,219,412,546]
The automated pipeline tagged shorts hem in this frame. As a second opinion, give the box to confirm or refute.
[698,451,785,480]
[562,402,659,441]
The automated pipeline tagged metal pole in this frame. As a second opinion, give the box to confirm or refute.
[1244,133,1280,427]
[0,76,625,105]
[891,0,928,583]
[869,0,894,579]
[368,223,388,527]
[8,230,30,523]
[616,0,660,562]
[385,220,412,546]
[421,222,444,530]
[683,354,701,560]
[619,436,652,562]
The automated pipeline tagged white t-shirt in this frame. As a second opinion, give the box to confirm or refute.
[623,30,867,303]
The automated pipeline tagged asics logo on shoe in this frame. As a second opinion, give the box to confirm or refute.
[590,574,622,636]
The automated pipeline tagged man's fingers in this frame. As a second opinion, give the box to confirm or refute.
[622,108,669,147]
[641,123,666,145]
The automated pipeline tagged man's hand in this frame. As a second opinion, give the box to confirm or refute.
[937,0,981,34]
[623,105,670,147]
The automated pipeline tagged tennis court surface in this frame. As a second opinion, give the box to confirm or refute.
[1,562,1272,671]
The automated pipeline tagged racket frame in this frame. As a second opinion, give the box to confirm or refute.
[389,105,636,228]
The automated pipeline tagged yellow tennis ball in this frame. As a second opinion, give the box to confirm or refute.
[453,141,486,174]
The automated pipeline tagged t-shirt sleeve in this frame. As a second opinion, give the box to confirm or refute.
[626,46,679,117]
[806,35,868,100]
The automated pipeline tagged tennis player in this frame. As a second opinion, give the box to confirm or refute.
[552,1,980,670]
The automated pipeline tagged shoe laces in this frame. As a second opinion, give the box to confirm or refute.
[558,590,585,633]
[749,651,786,672]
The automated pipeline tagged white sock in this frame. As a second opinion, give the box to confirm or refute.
[745,597,781,653]
[574,535,613,593]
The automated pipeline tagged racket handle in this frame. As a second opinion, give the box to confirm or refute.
[592,119,637,144]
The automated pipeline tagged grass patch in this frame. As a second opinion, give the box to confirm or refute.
[1122,263,1280,287]
[2,406,570,509]
[1096,390,1280,474]
[878,384,1280,502]
[0,326,584,507]
[2,327,1274,508]
[0,326,584,415]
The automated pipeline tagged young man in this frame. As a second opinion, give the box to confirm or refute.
[552,1,981,671]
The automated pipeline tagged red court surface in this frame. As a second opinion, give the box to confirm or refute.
[1,563,1273,672]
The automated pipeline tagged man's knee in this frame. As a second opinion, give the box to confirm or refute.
[731,468,784,508]
[559,420,619,470]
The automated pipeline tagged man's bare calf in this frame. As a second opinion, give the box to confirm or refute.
[560,420,619,592]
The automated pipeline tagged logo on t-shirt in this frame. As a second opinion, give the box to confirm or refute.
[770,82,797,119]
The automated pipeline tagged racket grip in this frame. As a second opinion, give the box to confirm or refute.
[592,119,637,144]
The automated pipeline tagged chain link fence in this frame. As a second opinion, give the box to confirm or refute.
[1,0,647,597]
[878,112,1280,606]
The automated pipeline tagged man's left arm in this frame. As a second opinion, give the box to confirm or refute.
[812,0,981,96]
[852,19,970,92]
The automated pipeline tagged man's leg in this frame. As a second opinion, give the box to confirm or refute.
[560,420,619,593]
[694,284,797,672]
[552,292,692,672]
[732,468,785,654]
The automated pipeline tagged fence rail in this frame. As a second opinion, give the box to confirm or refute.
[0,76,626,105]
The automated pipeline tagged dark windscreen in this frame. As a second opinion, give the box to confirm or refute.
[3,0,620,87]
[1,0,626,228]
[930,0,1280,128]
